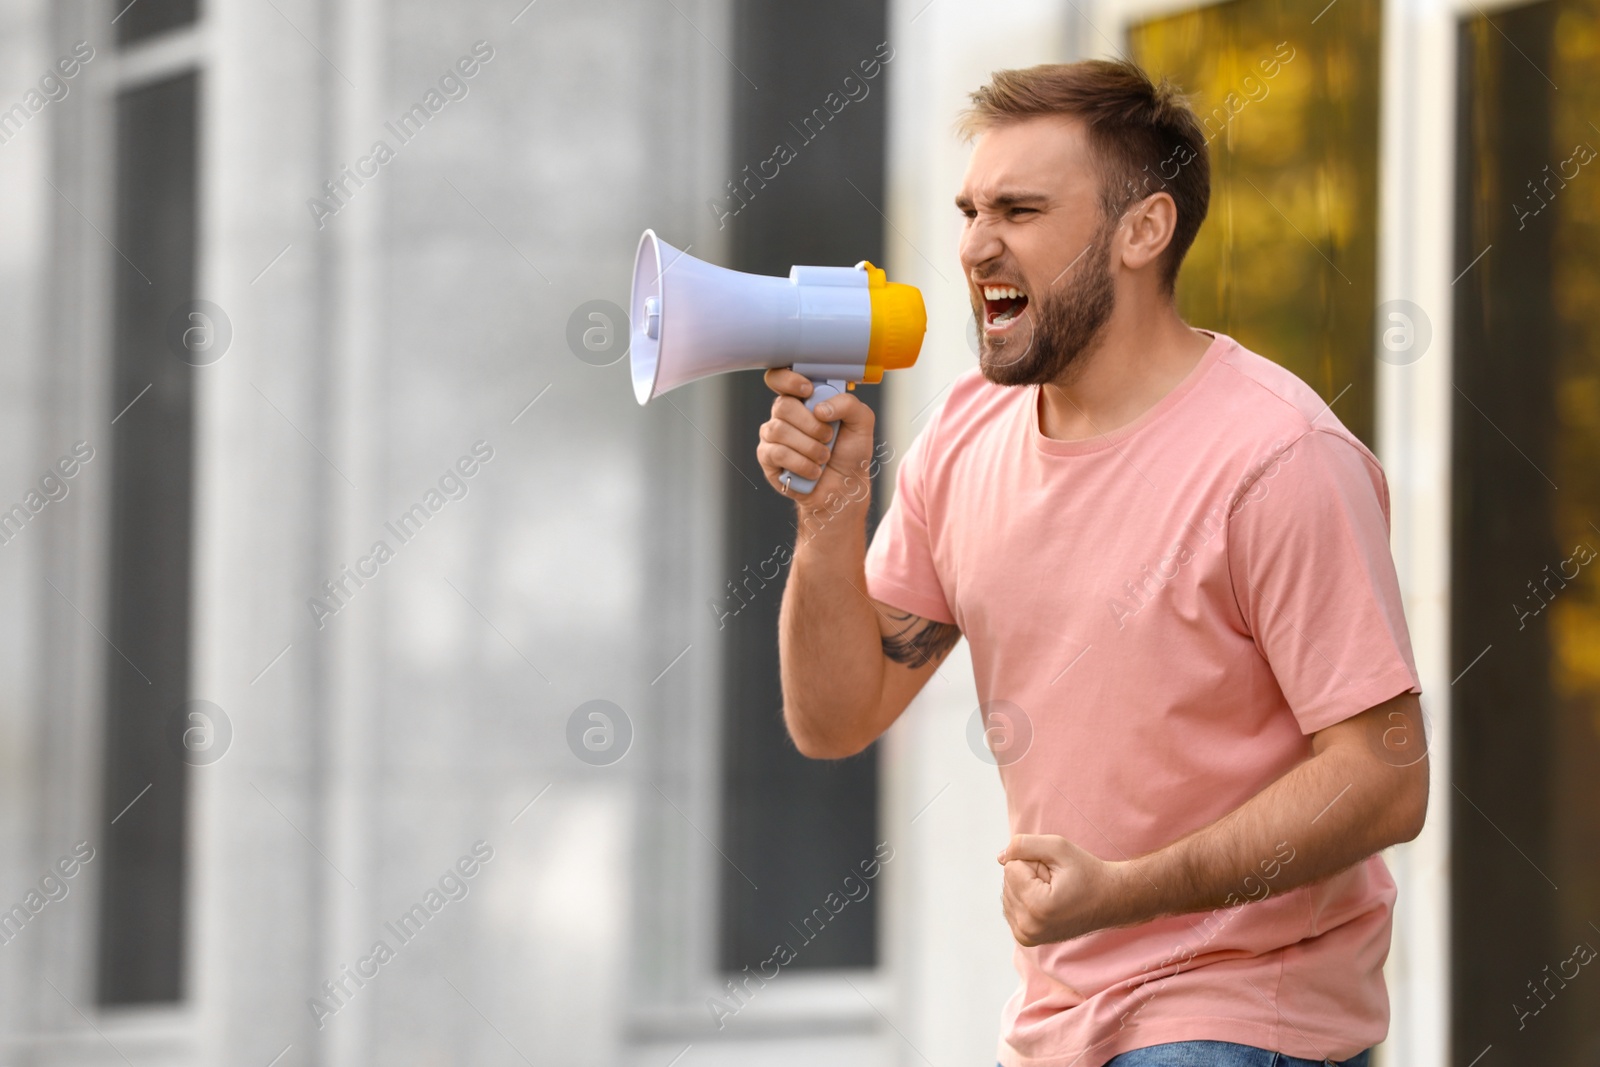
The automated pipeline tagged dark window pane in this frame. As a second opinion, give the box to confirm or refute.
[1129,0,1383,447]
[717,0,888,974]
[97,70,198,1006]
[1452,0,1600,1059]
[114,0,200,47]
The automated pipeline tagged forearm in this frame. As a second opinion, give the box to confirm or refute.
[1109,733,1424,925]
[998,696,1429,946]
[778,500,883,757]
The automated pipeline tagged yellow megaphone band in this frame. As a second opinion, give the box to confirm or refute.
[860,261,927,384]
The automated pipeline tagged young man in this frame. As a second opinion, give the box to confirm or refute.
[754,60,1427,1067]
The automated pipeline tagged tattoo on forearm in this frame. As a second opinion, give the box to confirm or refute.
[881,609,961,667]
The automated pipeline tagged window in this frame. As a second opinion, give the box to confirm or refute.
[1451,0,1600,1058]
[97,43,200,1004]
[1129,0,1382,446]
[115,0,200,47]
[716,0,889,976]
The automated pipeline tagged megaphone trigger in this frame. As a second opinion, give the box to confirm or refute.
[778,377,846,495]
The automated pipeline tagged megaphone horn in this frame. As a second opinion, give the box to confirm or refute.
[630,229,926,495]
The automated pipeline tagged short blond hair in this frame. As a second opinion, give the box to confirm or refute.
[957,59,1210,290]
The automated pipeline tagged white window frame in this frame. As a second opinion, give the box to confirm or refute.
[28,6,210,1065]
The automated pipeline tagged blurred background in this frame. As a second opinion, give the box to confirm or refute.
[0,0,1596,1063]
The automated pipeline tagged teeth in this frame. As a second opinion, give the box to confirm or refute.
[981,285,1026,300]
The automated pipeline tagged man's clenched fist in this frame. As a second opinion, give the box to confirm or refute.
[757,368,877,505]
[998,834,1136,947]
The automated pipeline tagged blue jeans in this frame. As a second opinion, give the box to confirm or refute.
[1000,1042,1371,1067]
[1106,1041,1370,1066]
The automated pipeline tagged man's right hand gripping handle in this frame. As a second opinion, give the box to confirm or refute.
[757,368,878,507]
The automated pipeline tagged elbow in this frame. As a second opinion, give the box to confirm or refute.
[784,705,873,760]
[792,736,859,760]
[1393,793,1428,845]
[1388,763,1431,845]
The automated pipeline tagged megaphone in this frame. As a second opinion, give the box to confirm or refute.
[629,229,926,494]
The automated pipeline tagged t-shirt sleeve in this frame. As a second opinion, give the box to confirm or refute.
[1227,428,1421,735]
[863,414,957,626]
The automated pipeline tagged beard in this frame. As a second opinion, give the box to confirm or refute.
[975,217,1118,388]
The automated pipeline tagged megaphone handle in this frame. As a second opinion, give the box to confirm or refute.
[779,377,846,495]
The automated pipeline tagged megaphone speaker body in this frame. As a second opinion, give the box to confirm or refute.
[630,229,925,494]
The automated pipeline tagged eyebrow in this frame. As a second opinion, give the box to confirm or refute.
[954,190,1052,211]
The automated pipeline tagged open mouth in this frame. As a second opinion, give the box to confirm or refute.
[981,284,1029,329]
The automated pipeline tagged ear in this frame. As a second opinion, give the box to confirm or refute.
[1116,191,1178,275]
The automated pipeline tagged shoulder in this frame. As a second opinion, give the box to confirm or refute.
[908,366,1024,465]
[1209,335,1380,474]
[1206,336,1389,519]
[938,366,1020,432]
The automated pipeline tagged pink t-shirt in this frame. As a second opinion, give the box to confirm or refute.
[864,331,1421,1067]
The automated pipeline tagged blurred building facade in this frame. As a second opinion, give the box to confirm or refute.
[0,0,1595,1065]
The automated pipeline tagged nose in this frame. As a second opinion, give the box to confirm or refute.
[959,214,1006,280]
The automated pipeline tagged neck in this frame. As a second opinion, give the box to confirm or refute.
[1036,288,1211,442]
